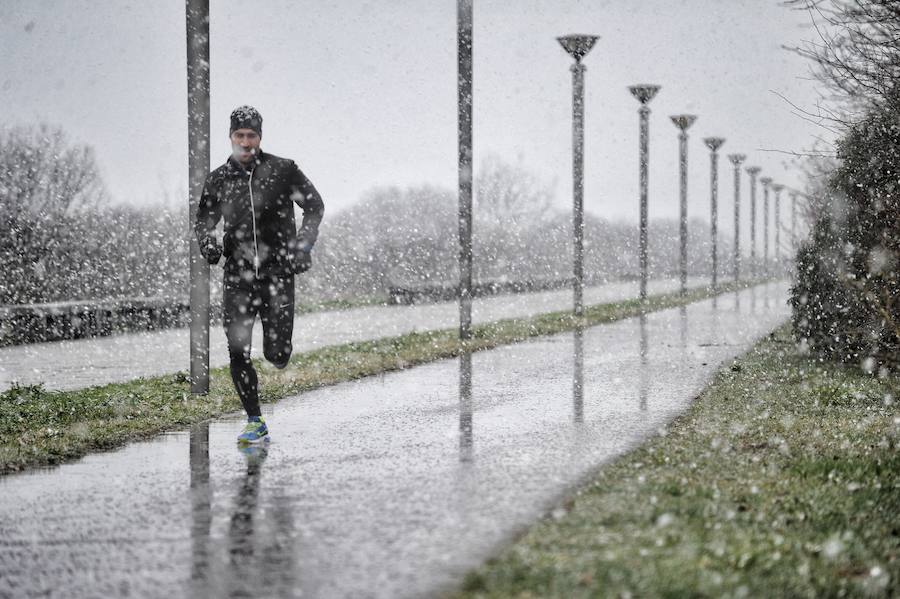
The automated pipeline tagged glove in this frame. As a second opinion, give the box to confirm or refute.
[200,236,223,265]
[289,247,312,274]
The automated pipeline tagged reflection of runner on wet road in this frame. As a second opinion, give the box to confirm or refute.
[195,106,325,444]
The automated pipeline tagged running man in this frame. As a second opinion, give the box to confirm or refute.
[195,105,324,444]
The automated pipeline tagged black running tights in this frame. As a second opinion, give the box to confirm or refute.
[223,275,295,417]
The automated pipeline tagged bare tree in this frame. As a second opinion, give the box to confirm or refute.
[475,154,555,228]
[785,0,900,118]
[0,124,107,219]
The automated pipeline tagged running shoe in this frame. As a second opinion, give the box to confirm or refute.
[237,417,269,444]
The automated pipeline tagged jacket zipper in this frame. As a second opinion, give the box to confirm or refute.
[248,167,260,278]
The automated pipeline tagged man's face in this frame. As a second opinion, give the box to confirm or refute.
[230,128,261,164]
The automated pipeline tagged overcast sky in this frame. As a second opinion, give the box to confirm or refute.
[2,0,829,229]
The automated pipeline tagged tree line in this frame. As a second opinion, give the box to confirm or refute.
[787,0,900,368]
[0,125,733,310]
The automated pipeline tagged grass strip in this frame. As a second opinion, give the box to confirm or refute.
[456,324,900,599]
[0,279,760,475]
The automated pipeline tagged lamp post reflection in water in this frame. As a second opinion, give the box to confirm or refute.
[573,326,584,423]
[459,351,474,462]
[639,313,648,411]
[190,422,211,593]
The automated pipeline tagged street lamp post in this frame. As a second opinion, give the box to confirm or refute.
[772,183,784,272]
[186,0,211,395]
[728,153,746,283]
[629,84,661,302]
[671,114,697,295]
[704,137,725,290]
[760,176,772,276]
[458,0,474,340]
[558,34,599,317]
[745,166,761,278]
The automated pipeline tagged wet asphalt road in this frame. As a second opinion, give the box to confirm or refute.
[0,277,708,392]
[0,283,789,599]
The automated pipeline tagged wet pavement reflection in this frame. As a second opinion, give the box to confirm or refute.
[573,326,584,424]
[0,283,790,599]
[639,313,649,411]
[459,352,473,463]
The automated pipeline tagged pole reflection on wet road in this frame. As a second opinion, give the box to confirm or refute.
[459,351,474,463]
[0,282,791,599]
[573,326,584,424]
[639,313,649,411]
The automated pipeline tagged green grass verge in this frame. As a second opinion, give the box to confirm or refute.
[456,324,900,599]
[0,280,758,475]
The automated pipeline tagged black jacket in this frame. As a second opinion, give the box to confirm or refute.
[195,151,324,278]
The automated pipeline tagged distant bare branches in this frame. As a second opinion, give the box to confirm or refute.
[0,124,108,220]
[783,0,900,116]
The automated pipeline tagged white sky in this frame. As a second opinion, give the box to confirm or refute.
[2,0,829,227]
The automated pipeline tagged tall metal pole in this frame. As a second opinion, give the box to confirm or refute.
[760,176,772,277]
[745,166,761,278]
[571,62,586,316]
[558,35,598,317]
[458,0,473,340]
[704,137,725,290]
[670,115,697,296]
[629,85,661,302]
[728,154,746,283]
[772,183,784,272]
[187,0,211,394]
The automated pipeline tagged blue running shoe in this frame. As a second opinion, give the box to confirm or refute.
[237,417,269,444]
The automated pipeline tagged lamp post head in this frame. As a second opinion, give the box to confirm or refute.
[728,153,746,166]
[745,166,761,176]
[628,84,661,104]
[557,34,599,62]
[670,114,697,131]
[704,137,725,152]
[771,183,784,193]
[760,176,772,187]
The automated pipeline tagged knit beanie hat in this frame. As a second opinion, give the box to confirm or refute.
[230,105,262,136]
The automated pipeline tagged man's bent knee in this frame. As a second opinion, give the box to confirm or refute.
[266,351,292,369]
[264,344,292,369]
